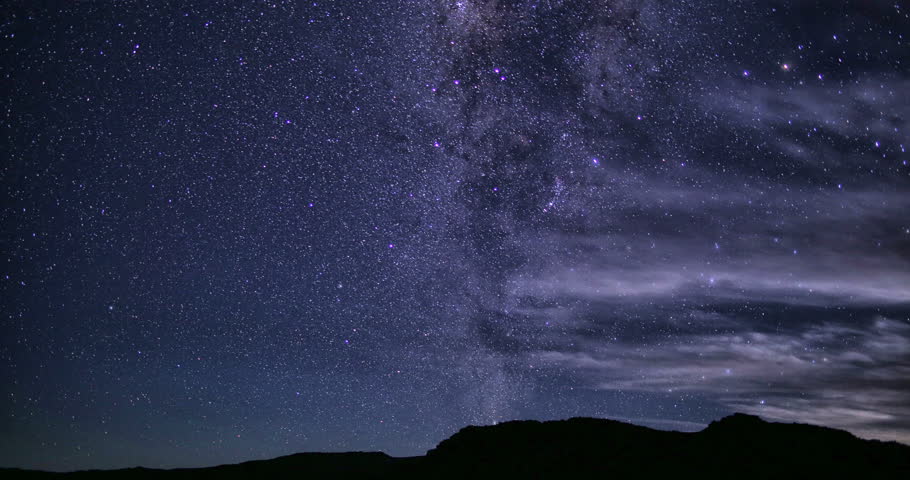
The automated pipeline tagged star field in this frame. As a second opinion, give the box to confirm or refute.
[2,0,909,472]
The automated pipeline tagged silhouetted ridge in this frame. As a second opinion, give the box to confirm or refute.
[704,411,767,429]
[428,417,676,464]
[4,414,908,478]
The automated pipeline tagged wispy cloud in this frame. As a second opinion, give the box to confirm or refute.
[507,186,910,307]
[534,317,910,443]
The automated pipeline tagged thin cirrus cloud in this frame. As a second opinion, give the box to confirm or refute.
[513,256,910,306]
[508,183,910,307]
[535,317,910,444]
[708,78,910,140]
[495,172,910,442]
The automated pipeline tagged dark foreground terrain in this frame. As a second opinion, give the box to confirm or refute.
[4,414,909,478]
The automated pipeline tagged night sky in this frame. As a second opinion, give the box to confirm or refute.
[2,0,910,472]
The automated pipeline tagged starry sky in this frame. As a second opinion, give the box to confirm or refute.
[2,0,910,472]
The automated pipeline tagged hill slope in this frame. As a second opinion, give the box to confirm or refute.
[5,414,908,478]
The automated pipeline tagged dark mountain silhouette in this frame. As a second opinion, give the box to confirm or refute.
[4,414,908,478]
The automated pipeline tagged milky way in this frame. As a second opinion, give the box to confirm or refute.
[2,0,909,471]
